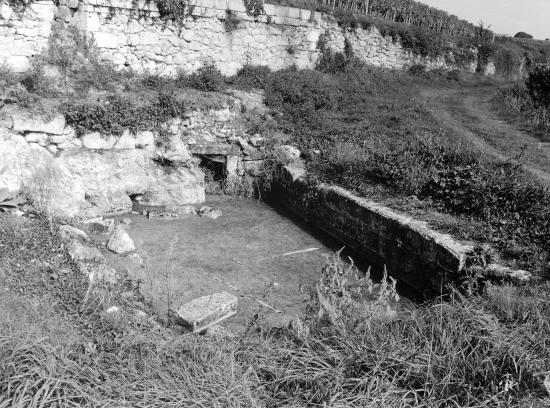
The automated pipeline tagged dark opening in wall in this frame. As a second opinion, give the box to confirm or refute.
[199,155,226,194]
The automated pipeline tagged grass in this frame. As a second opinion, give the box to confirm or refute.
[239,64,550,274]
[1,214,550,407]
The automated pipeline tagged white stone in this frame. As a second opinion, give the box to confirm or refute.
[0,2,13,19]
[4,56,30,73]
[47,145,58,155]
[25,132,49,144]
[113,130,136,149]
[59,224,89,243]
[178,292,238,332]
[67,240,105,262]
[50,134,69,144]
[278,145,301,162]
[182,29,194,42]
[112,53,127,66]
[12,114,65,135]
[106,306,120,314]
[72,11,100,31]
[82,132,116,149]
[107,225,135,254]
[94,32,124,49]
[135,130,155,147]
[66,0,79,8]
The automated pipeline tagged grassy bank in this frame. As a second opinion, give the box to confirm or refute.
[234,64,550,274]
[1,215,550,407]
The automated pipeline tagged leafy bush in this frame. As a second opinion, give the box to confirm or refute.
[526,64,550,107]
[408,63,427,76]
[223,9,240,31]
[515,32,533,39]
[231,65,271,89]
[157,0,189,22]
[62,92,186,136]
[243,0,265,17]
[264,69,337,120]
[177,64,226,92]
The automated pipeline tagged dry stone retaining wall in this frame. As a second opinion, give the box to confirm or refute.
[0,0,470,75]
[0,0,56,72]
[269,166,477,295]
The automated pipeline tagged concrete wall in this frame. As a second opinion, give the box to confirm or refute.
[0,0,468,75]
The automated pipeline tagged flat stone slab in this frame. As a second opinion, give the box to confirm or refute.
[188,143,241,156]
[177,291,238,332]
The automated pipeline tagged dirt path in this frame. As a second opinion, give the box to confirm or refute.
[419,87,550,186]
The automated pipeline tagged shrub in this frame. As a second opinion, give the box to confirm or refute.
[157,0,189,22]
[243,0,264,17]
[526,64,550,107]
[515,32,534,39]
[264,69,337,120]
[177,64,226,92]
[62,92,186,136]
[232,65,271,89]
[408,63,427,76]
[223,9,240,31]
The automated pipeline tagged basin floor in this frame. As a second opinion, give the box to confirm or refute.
[103,196,349,332]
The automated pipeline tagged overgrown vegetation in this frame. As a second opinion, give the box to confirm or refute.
[498,64,550,139]
[0,25,231,135]
[1,216,550,407]
[233,64,550,273]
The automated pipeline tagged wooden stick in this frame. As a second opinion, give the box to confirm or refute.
[280,248,319,257]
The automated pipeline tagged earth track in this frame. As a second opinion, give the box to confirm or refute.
[419,87,550,186]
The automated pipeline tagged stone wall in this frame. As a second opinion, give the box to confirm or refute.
[269,166,477,295]
[0,0,469,75]
[0,0,56,72]
[0,98,265,217]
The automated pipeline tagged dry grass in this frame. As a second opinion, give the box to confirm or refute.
[1,215,550,407]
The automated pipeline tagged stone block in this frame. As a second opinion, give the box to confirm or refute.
[113,130,136,149]
[178,292,238,332]
[50,134,69,144]
[25,132,49,144]
[107,225,135,254]
[226,0,246,12]
[94,31,124,48]
[59,224,89,243]
[4,56,30,73]
[135,130,155,147]
[12,114,65,135]
[67,240,105,262]
[82,132,116,149]
[188,143,241,156]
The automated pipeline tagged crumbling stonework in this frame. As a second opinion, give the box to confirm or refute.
[0,97,264,217]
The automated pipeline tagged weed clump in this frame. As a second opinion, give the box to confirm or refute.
[177,64,226,92]
[230,65,272,89]
[62,92,186,136]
